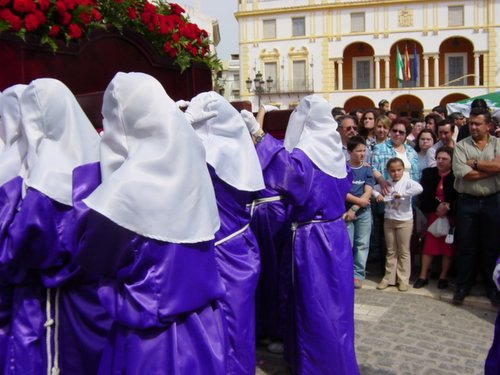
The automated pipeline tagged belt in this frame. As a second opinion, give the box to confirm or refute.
[246,195,283,218]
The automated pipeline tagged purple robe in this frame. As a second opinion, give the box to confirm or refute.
[251,175,290,340]
[0,177,47,375]
[208,165,261,375]
[0,176,24,374]
[1,166,112,375]
[485,256,500,375]
[73,162,228,375]
[256,135,359,375]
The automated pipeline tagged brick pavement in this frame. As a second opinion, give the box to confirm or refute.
[255,265,499,374]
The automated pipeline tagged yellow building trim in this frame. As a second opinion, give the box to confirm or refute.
[322,37,334,92]
[235,0,452,19]
[241,44,251,99]
[486,0,497,89]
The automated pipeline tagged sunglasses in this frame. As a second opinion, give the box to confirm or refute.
[391,129,406,135]
[344,126,358,131]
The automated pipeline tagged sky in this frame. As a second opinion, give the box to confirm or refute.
[175,0,239,60]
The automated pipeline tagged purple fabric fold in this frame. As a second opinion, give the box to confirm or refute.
[209,165,261,375]
[73,162,228,375]
[255,134,359,375]
[0,176,23,272]
[251,152,291,340]
[2,163,112,375]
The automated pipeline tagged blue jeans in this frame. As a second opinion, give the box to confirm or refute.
[347,208,372,280]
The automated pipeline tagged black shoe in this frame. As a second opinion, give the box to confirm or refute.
[453,288,468,305]
[437,279,448,289]
[413,278,428,289]
[487,290,500,307]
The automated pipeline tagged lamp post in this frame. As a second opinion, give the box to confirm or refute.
[246,71,273,108]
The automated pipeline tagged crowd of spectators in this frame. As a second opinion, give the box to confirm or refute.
[335,99,500,307]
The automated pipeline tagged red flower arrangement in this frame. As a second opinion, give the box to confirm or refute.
[0,0,220,71]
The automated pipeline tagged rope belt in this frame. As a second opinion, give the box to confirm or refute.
[44,288,61,375]
[246,195,283,218]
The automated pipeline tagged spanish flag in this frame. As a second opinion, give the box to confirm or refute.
[404,45,411,81]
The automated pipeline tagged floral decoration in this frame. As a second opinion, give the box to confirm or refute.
[0,0,220,72]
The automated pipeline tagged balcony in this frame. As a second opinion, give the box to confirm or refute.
[269,79,314,95]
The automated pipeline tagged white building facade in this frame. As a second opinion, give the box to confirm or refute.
[236,0,500,115]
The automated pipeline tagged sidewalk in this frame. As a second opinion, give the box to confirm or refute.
[255,260,499,374]
[363,257,499,312]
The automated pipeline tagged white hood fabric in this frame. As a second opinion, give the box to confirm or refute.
[83,72,220,243]
[0,85,28,185]
[191,91,265,192]
[20,79,101,205]
[284,95,347,178]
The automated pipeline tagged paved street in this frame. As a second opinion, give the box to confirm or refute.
[255,265,499,375]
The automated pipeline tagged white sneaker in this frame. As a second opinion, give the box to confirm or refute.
[267,342,284,354]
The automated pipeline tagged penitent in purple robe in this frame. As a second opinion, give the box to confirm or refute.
[2,167,112,375]
[0,176,48,375]
[0,176,24,374]
[208,165,261,375]
[485,256,500,375]
[73,163,228,375]
[256,135,359,375]
[250,158,290,341]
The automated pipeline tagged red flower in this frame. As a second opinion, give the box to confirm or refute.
[0,0,10,6]
[0,9,22,30]
[91,8,101,21]
[37,0,49,10]
[12,0,36,12]
[127,7,136,20]
[48,24,60,36]
[55,0,66,13]
[79,11,91,24]
[169,3,183,15]
[60,11,71,24]
[24,13,41,31]
[67,23,81,38]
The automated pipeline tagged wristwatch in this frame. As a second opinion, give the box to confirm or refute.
[350,205,359,212]
[254,132,266,144]
[472,160,478,170]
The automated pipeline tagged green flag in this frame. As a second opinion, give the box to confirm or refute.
[396,46,404,82]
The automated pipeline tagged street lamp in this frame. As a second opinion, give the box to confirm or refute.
[246,71,273,107]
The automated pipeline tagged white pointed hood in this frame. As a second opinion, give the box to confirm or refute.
[191,91,265,191]
[20,78,101,205]
[0,85,28,185]
[284,95,347,178]
[83,72,220,243]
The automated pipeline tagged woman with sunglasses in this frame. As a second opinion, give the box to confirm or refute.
[372,117,420,186]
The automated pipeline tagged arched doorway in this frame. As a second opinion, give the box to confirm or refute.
[343,96,375,113]
[440,93,469,107]
[391,95,424,120]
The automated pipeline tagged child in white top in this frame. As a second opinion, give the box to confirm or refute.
[373,157,423,291]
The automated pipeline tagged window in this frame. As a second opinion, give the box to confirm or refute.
[401,54,420,88]
[351,12,365,33]
[446,53,467,86]
[353,57,372,89]
[448,6,464,27]
[292,60,306,91]
[264,62,277,92]
[263,19,276,39]
[292,17,305,37]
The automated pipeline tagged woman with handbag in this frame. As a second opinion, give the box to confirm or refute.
[413,146,458,289]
